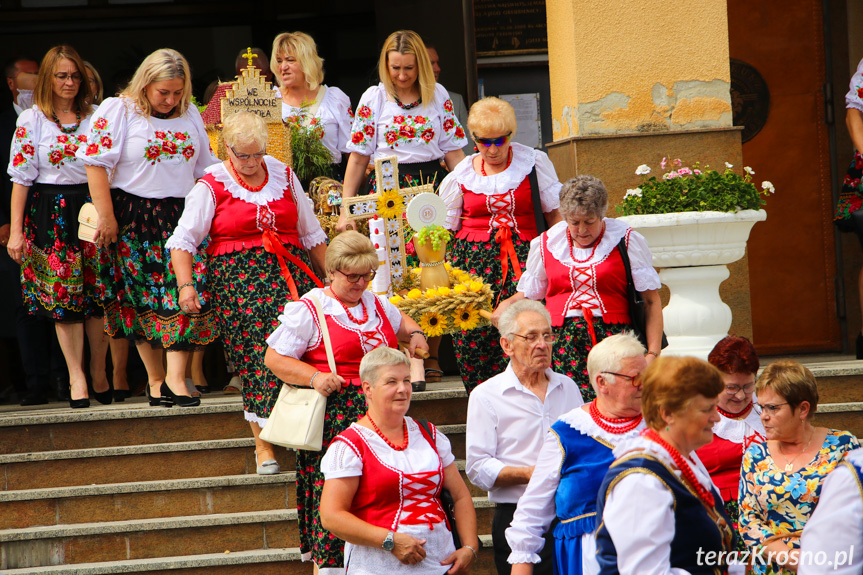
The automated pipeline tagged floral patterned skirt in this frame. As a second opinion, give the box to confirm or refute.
[21,183,108,321]
[552,315,630,402]
[101,189,217,350]
[208,245,318,423]
[450,235,530,393]
[834,151,863,245]
[296,383,367,569]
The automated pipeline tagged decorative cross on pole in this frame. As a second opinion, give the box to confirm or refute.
[242,47,258,68]
[342,155,434,291]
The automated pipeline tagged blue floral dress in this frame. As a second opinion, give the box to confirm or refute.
[738,429,860,574]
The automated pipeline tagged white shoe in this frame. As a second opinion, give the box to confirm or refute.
[224,375,242,394]
[255,454,280,475]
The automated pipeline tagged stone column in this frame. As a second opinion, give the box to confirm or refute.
[545,0,754,340]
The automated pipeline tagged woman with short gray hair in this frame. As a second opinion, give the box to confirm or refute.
[167,110,327,470]
[495,175,662,401]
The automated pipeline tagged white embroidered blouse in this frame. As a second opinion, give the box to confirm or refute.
[75,97,220,199]
[346,83,466,162]
[7,106,95,186]
[278,85,354,163]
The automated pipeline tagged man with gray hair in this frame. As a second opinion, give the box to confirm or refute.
[507,332,647,575]
[466,299,584,575]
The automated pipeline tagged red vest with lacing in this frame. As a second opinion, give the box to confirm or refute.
[541,230,631,339]
[456,177,538,242]
[333,422,447,531]
[202,169,300,256]
[299,295,397,386]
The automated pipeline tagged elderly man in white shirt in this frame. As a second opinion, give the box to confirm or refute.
[466,299,584,575]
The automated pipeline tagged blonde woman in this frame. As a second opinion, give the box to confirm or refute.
[167,111,327,473]
[271,32,353,177]
[338,29,466,228]
[77,48,220,408]
[437,97,562,392]
[6,45,110,408]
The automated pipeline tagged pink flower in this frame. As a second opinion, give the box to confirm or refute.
[664,171,680,180]
[677,167,692,176]
[660,157,667,169]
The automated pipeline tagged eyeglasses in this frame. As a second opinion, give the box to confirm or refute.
[229,146,266,161]
[725,383,756,395]
[511,332,557,344]
[53,73,83,83]
[336,269,376,283]
[601,371,643,387]
[753,402,789,416]
[475,133,512,148]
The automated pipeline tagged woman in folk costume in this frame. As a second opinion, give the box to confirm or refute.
[6,45,111,408]
[76,48,220,408]
[497,175,662,402]
[438,96,561,393]
[507,332,647,575]
[265,230,429,574]
[167,111,326,474]
[595,356,737,574]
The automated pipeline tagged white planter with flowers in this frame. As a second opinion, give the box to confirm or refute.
[616,160,774,360]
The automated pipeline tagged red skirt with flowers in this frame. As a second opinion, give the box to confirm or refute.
[21,183,108,321]
[835,150,863,238]
[102,189,217,350]
[207,244,318,422]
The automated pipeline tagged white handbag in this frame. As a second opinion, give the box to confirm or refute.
[260,295,335,451]
[77,203,98,243]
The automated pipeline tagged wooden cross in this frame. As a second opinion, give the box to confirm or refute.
[342,155,434,289]
[242,47,258,68]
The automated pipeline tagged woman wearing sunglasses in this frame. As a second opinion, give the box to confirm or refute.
[167,111,326,472]
[437,97,562,392]
[739,360,859,574]
[264,230,429,573]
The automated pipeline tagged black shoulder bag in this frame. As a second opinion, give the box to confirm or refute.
[617,237,668,350]
[528,166,548,235]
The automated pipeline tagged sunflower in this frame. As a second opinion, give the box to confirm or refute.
[419,311,448,337]
[453,305,480,331]
[376,189,404,219]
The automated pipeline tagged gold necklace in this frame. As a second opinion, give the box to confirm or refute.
[778,428,814,473]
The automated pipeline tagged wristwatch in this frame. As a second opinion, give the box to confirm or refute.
[382,531,395,551]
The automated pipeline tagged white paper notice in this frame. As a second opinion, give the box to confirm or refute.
[499,93,541,148]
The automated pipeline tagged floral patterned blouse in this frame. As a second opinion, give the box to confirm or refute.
[346,83,466,163]
[846,57,863,113]
[75,96,219,199]
[279,85,354,164]
[738,429,860,574]
[7,106,94,186]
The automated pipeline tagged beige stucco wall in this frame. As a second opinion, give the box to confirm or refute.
[547,0,733,139]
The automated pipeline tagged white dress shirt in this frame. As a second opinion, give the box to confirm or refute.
[465,364,584,503]
[799,448,863,575]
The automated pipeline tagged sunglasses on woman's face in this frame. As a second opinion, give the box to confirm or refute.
[475,133,512,148]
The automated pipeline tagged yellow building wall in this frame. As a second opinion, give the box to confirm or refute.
[547,0,733,139]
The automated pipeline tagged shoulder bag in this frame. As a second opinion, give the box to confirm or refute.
[617,237,668,350]
[415,418,463,549]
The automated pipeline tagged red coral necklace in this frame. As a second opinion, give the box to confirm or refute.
[716,402,753,420]
[328,288,368,325]
[229,159,268,192]
[589,401,642,434]
[567,223,606,264]
[367,414,409,451]
[643,428,715,507]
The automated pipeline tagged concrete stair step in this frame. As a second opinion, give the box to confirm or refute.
[0,510,298,569]
[0,536,497,575]
[0,501,494,570]
[0,389,468,455]
[0,474,294,530]
[812,402,863,438]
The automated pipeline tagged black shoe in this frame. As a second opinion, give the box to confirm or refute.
[195,385,211,394]
[93,389,113,406]
[857,333,863,360]
[160,382,201,408]
[145,384,161,407]
[54,377,71,402]
[113,389,131,402]
[411,381,426,392]
[69,397,90,408]
[20,393,49,406]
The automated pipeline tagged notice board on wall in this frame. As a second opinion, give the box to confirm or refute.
[475,0,548,56]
